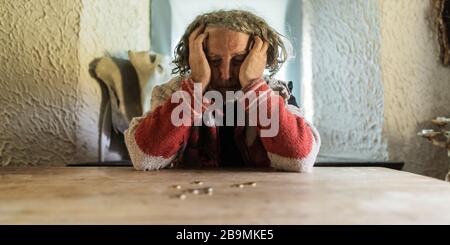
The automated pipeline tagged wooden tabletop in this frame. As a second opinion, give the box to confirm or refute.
[1,166,450,224]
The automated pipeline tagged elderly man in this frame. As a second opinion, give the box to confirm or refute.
[124,10,320,172]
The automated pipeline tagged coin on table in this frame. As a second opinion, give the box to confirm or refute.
[231,183,244,188]
[186,189,200,195]
[244,182,256,187]
[172,194,186,200]
[203,187,213,195]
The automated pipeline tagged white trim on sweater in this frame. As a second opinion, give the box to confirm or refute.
[267,104,321,172]
[124,116,176,171]
[268,129,320,172]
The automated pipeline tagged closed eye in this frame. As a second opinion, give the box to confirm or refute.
[208,57,221,66]
[232,58,245,65]
[232,54,247,64]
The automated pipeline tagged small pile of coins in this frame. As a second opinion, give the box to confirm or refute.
[170,180,257,200]
[170,180,213,200]
[184,187,213,195]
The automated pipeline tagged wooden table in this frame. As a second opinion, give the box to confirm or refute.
[1,167,450,224]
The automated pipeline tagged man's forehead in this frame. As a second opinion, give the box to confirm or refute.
[207,49,248,57]
[205,27,250,56]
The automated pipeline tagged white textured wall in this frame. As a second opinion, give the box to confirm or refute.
[0,0,150,166]
[307,0,450,179]
[380,0,450,179]
[306,0,389,161]
[0,0,83,166]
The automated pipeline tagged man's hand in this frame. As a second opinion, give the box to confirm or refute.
[188,25,210,92]
[239,36,269,88]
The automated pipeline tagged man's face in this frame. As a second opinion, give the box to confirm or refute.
[204,27,251,96]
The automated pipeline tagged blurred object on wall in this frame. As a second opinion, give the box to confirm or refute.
[417,116,450,181]
[90,51,171,163]
[129,51,172,113]
[432,0,450,65]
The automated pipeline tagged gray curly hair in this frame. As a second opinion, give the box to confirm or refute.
[172,9,288,77]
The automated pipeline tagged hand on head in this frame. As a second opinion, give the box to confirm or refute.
[238,36,268,88]
[188,24,210,92]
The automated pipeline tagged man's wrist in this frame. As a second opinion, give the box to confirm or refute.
[241,77,264,93]
[188,76,208,93]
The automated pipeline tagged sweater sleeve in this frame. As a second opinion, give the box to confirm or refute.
[124,78,206,171]
[241,78,321,172]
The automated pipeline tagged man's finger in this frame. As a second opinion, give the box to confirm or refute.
[195,33,208,44]
[194,33,208,51]
[261,41,269,53]
[189,25,205,48]
[253,36,264,51]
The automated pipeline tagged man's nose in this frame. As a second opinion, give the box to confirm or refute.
[219,61,231,81]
